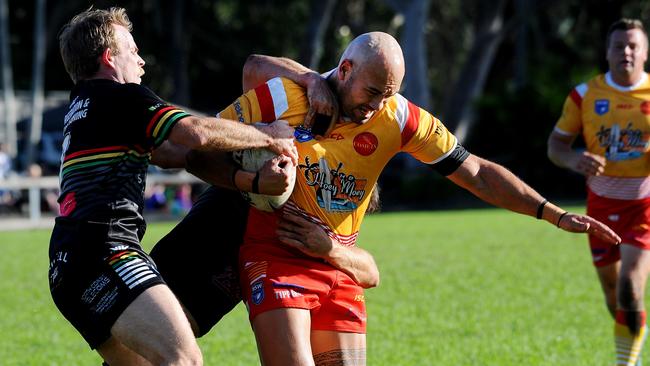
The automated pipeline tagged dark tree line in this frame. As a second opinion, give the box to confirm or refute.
[4,0,650,208]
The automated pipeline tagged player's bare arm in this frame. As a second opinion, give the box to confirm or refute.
[243,54,339,130]
[547,130,606,176]
[447,153,621,244]
[154,119,296,194]
[276,211,380,288]
[168,115,298,163]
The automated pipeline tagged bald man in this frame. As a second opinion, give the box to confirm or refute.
[217,32,621,366]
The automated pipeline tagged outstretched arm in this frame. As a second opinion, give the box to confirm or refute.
[152,120,296,195]
[168,116,297,164]
[447,153,621,244]
[276,210,380,288]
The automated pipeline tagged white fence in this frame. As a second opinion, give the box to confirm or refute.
[0,173,201,227]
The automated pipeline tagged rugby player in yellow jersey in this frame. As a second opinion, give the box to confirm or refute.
[548,18,650,365]
[220,32,621,366]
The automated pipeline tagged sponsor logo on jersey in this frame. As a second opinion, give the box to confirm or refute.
[595,99,609,115]
[641,101,650,115]
[251,281,265,305]
[299,156,368,212]
[59,191,77,216]
[596,122,649,161]
[233,100,246,123]
[294,126,314,142]
[617,103,633,110]
[352,132,378,156]
[330,133,345,140]
[274,289,303,299]
[64,96,90,126]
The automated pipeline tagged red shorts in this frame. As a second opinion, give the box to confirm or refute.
[240,208,366,334]
[587,190,650,267]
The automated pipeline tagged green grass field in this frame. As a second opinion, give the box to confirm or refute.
[0,207,633,365]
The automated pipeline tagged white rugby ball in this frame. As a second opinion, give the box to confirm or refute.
[232,148,296,212]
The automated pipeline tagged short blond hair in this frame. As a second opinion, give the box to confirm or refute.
[58,7,132,83]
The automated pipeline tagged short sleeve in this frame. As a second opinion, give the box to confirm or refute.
[217,77,309,127]
[126,84,191,148]
[554,85,585,136]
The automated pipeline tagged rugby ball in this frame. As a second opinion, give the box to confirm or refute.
[232,148,296,212]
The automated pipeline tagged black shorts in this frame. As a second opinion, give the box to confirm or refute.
[48,216,164,349]
[150,186,249,337]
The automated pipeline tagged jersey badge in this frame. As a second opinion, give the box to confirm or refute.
[353,132,378,156]
[595,99,609,115]
[251,280,265,305]
[294,126,314,143]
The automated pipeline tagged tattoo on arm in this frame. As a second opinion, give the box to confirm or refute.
[313,349,366,366]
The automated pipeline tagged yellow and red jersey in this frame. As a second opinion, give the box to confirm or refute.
[555,72,650,178]
[219,77,461,246]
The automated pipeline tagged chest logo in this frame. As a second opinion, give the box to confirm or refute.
[597,122,649,161]
[641,101,650,115]
[353,132,378,156]
[294,126,314,143]
[299,156,368,212]
[594,99,609,116]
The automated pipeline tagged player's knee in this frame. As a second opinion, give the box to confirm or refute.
[618,276,643,310]
[149,342,202,366]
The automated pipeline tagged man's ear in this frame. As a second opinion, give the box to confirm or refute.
[100,48,114,68]
[339,59,353,80]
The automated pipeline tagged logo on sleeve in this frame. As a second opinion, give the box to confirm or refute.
[353,132,378,156]
[595,99,609,115]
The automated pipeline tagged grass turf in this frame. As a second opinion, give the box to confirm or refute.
[0,207,630,365]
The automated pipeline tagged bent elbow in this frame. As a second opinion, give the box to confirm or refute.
[361,270,380,289]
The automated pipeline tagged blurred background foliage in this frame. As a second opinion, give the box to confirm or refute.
[5,0,650,209]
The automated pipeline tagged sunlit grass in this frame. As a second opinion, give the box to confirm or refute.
[0,207,629,365]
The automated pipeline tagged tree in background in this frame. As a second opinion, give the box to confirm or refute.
[5,0,650,207]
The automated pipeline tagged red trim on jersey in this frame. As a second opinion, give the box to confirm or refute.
[63,145,128,161]
[146,106,175,135]
[401,101,420,147]
[569,89,583,108]
[254,83,276,122]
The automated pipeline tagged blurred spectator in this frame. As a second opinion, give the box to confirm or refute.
[0,143,12,179]
[11,163,59,214]
[170,183,192,216]
[145,183,167,211]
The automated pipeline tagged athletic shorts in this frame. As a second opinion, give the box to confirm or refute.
[587,189,650,267]
[48,216,164,349]
[240,208,367,334]
[150,186,248,337]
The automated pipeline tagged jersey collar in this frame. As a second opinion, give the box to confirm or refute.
[605,71,648,91]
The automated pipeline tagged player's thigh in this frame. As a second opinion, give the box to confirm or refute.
[252,308,314,366]
[108,284,200,364]
[311,330,366,366]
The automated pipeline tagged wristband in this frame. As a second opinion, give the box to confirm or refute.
[252,172,260,194]
[536,199,548,219]
[556,211,568,228]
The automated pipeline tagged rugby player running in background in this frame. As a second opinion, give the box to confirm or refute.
[548,18,650,366]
